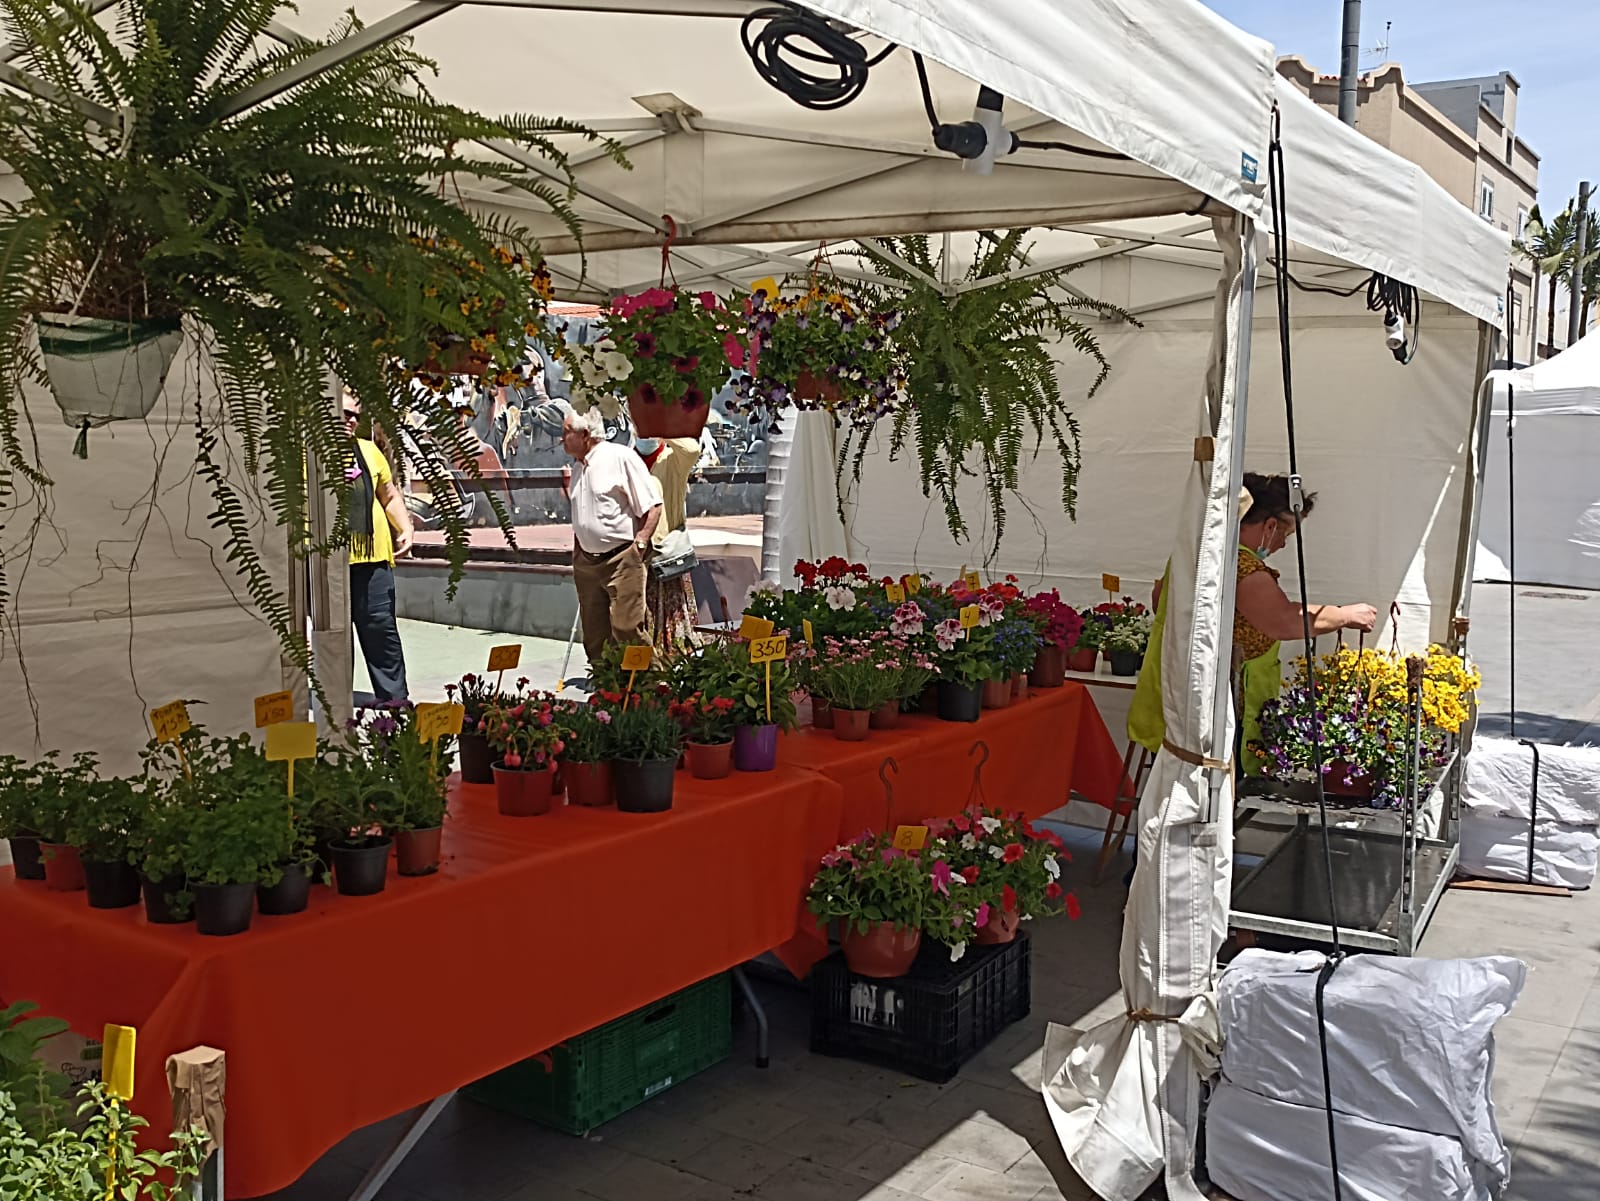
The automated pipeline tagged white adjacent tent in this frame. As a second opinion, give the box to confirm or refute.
[1476,331,1600,590]
[0,3,1509,1198]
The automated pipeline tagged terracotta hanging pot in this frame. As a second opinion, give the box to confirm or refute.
[1323,760,1376,800]
[793,369,843,406]
[981,678,1012,710]
[976,904,1022,945]
[832,708,871,742]
[840,921,922,978]
[563,760,615,807]
[628,385,709,439]
[1030,645,1068,688]
[870,701,900,730]
[686,740,734,780]
[420,338,492,379]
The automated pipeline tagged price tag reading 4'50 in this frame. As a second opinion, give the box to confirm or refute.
[959,605,981,630]
[151,700,191,743]
[738,614,775,641]
[884,583,906,605]
[893,824,929,852]
[253,690,295,729]
[750,635,789,664]
[621,645,655,672]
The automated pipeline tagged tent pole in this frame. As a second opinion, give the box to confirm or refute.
[1507,381,1516,737]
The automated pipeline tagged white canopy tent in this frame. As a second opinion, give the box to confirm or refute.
[0,4,1507,1198]
[1475,331,1600,590]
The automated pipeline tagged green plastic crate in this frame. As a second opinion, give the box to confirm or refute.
[466,973,732,1134]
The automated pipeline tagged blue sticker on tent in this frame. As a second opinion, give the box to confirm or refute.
[1241,153,1259,184]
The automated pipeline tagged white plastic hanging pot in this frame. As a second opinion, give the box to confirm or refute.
[36,312,183,447]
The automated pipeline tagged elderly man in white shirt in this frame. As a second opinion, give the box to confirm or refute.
[561,409,663,665]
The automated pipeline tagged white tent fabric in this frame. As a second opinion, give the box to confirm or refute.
[1476,333,1600,589]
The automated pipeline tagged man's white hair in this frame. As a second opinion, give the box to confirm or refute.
[566,407,606,440]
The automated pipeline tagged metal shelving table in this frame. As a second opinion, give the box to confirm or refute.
[1228,751,1460,955]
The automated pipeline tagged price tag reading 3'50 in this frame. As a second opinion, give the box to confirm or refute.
[750,635,789,664]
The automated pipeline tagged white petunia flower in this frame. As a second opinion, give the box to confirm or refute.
[949,941,967,963]
[988,845,1006,860]
[979,816,1001,835]
[824,586,857,611]
[1044,856,1060,879]
[960,833,977,851]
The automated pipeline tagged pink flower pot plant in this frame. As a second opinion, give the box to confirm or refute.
[483,684,567,816]
[926,804,1080,944]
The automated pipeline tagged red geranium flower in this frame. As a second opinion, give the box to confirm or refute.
[1002,842,1025,864]
[1001,883,1017,913]
[1045,880,1063,900]
[960,865,981,884]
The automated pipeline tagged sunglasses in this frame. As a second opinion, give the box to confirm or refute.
[342,409,360,420]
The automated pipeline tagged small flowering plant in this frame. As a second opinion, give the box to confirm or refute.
[553,331,635,416]
[608,692,685,763]
[929,804,1079,923]
[808,637,901,712]
[672,692,740,745]
[725,639,800,732]
[333,703,452,833]
[1024,589,1085,652]
[1105,607,1153,655]
[481,686,567,771]
[605,287,745,414]
[807,830,978,959]
[1080,597,1145,652]
[556,698,616,764]
[447,672,511,731]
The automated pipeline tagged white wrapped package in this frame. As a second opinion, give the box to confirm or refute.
[1459,811,1599,889]
[1217,949,1524,1190]
[1463,737,1600,825]
[1207,1082,1495,1201]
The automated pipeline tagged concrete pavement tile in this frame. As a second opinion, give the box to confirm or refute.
[1003,1143,1100,1200]
[677,1133,798,1191]
[922,1162,1043,1201]
[771,1115,883,1169]
[776,1077,894,1123]
[587,1107,720,1167]
[841,1138,963,1196]
[699,1096,808,1142]
[1491,1016,1572,1150]
[925,1080,1054,1146]
[750,1159,909,1201]
[581,1151,707,1201]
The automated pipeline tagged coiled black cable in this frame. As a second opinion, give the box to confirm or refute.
[1367,273,1421,364]
[739,2,896,111]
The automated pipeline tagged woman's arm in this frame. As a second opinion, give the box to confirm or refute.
[1235,571,1376,642]
[376,480,414,556]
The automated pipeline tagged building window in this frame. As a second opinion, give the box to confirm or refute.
[1506,133,1515,166]
[1518,206,1530,240]
[1512,291,1524,335]
[1480,178,1496,222]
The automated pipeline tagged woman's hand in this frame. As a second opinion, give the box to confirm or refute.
[1340,603,1378,633]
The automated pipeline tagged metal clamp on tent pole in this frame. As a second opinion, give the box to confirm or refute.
[1161,738,1231,774]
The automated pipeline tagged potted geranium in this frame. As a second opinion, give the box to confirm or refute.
[481,687,566,817]
[0,755,46,881]
[931,611,993,724]
[448,672,507,784]
[1105,604,1153,676]
[63,773,146,910]
[808,637,899,742]
[1025,589,1084,686]
[725,641,799,771]
[609,694,685,812]
[556,699,616,806]
[601,288,745,438]
[806,830,979,977]
[931,805,1079,943]
[674,692,740,779]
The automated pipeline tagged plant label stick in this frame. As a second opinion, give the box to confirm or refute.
[253,690,294,728]
[738,614,775,641]
[960,604,980,640]
[265,721,317,796]
[415,702,466,779]
[102,1023,136,1102]
[963,570,982,591]
[893,824,929,852]
[1102,572,1120,603]
[802,619,815,645]
[905,573,922,596]
[749,635,788,722]
[620,644,654,710]
[487,643,521,693]
[884,582,906,605]
[152,700,192,779]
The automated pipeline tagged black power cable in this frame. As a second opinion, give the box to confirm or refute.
[739,2,897,111]
[1367,274,1422,364]
[1266,106,1346,1201]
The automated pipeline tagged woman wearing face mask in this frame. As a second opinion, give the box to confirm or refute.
[636,434,704,651]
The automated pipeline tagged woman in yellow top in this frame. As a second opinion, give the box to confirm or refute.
[344,395,415,703]
[636,435,703,650]
[1129,473,1378,775]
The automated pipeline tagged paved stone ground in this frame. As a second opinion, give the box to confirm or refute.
[302,583,1597,1201]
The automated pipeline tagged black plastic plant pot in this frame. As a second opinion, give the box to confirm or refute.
[331,837,392,897]
[8,836,44,881]
[937,682,982,723]
[1108,649,1144,677]
[615,758,677,813]
[140,874,191,924]
[192,881,256,936]
[257,863,312,916]
[458,730,495,784]
[83,859,141,910]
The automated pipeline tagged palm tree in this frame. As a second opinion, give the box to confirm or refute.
[1516,204,1575,353]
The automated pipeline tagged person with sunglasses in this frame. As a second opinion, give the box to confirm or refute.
[343,393,414,702]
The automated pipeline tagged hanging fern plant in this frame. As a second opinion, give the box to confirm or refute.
[0,0,623,703]
[838,231,1131,550]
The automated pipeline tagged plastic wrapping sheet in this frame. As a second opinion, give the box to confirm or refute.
[1463,736,1600,826]
[1217,949,1524,1190]
[1458,812,1599,889]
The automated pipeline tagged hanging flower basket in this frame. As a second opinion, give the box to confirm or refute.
[628,382,710,439]
[589,286,744,438]
[36,312,184,431]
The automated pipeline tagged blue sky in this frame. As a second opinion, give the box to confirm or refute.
[1204,1,1599,213]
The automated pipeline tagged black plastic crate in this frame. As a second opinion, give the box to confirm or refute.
[810,934,1030,1083]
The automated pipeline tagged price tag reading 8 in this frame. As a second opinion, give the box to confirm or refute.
[749,635,789,665]
[738,614,775,641]
[802,619,815,645]
[959,605,981,630]
[884,583,906,605]
[620,644,654,672]
[151,700,191,743]
[893,824,929,852]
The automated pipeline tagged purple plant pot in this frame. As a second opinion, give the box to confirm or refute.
[733,724,779,772]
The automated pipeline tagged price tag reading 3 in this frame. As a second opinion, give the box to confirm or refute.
[487,644,522,673]
[738,614,775,641]
[415,702,466,743]
[884,583,906,605]
[620,644,655,672]
[253,690,295,729]
[959,605,981,630]
[151,701,191,743]
[750,635,789,664]
[893,824,929,852]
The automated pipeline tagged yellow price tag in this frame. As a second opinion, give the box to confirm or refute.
[264,721,317,763]
[102,1024,136,1102]
[415,702,466,743]
[738,614,775,641]
[750,635,789,664]
[885,583,906,605]
[893,824,929,852]
[802,619,815,645]
[905,573,922,596]
[487,644,522,673]
[1102,572,1121,594]
[962,571,982,591]
[621,644,655,672]
[151,701,191,743]
[959,605,981,629]
[750,276,780,299]
[253,690,295,729]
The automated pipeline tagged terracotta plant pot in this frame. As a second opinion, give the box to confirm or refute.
[83,859,141,910]
[733,724,779,772]
[686,740,734,780]
[395,827,443,877]
[41,843,85,892]
[1030,645,1067,688]
[421,340,492,379]
[811,698,835,730]
[563,760,614,807]
[976,905,1022,945]
[193,881,256,936]
[1108,648,1144,677]
[936,682,981,724]
[7,835,44,881]
[833,708,871,742]
[493,762,557,817]
[981,678,1012,710]
[1323,760,1376,800]
[870,701,901,730]
[257,864,312,916]
[628,385,709,439]
[1013,673,1029,701]
[1067,647,1099,673]
[840,922,923,978]
[330,837,392,897]
[140,874,190,924]
[794,368,843,406]
[615,758,677,812]
[457,730,494,785]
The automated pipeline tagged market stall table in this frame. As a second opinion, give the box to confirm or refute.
[0,766,843,1198]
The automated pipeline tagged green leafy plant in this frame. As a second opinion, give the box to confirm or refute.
[838,230,1129,549]
[554,699,615,765]
[328,704,452,833]
[607,696,684,763]
[0,755,43,838]
[62,774,145,866]
[0,1001,74,1139]
[723,639,799,732]
[24,753,98,845]
[0,0,624,704]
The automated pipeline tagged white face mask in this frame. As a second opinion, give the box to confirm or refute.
[635,438,661,456]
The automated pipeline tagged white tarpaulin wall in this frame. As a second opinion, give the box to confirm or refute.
[1476,333,1600,590]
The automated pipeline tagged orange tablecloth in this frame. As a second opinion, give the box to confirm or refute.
[0,767,842,1198]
